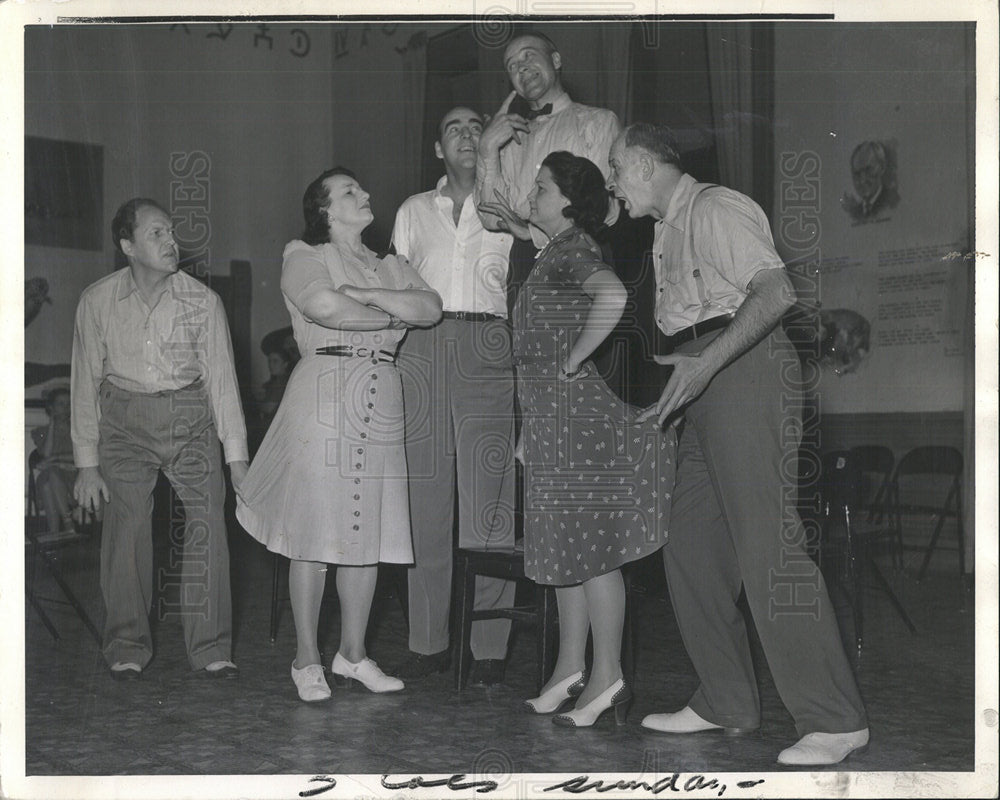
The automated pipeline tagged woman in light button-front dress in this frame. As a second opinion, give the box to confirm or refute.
[237,167,441,702]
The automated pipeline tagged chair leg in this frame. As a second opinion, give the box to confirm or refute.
[38,547,101,646]
[27,590,62,640]
[843,511,863,668]
[269,553,281,644]
[916,512,947,582]
[869,558,917,634]
[395,565,410,625]
[955,487,966,578]
[621,573,636,687]
[538,585,558,693]
[917,480,961,582]
[454,555,476,690]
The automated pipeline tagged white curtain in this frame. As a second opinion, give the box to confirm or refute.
[398,32,428,201]
[705,23,756,197]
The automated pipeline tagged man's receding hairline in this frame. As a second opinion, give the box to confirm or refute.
[504,34,557,63]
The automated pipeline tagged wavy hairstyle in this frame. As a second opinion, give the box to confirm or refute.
[301,166,357,245]
[541,151,609,237]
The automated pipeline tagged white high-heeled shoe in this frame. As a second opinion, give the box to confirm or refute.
[331,652,404,693]
[552,678,631,728]
[524,670,586,714]
[291,662,332,702]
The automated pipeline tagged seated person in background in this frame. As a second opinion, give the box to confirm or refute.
[249,327,300,452]
[31,386,81,533]
[258,327,300,418]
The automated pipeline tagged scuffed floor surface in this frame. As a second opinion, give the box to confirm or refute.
[22,528,976,779]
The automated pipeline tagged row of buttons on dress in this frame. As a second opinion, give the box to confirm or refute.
[350,365,380,531]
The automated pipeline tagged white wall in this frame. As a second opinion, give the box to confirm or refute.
[772,22,971,413]
[24,23,335,389]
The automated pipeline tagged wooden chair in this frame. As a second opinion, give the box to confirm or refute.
[889,446,965,581]
[454,543,637,693]
[454,545,557,692]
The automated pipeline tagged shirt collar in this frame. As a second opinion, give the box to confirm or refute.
[547,90,572,115]
[116,267,141,301]
[527,90,572,123]
[116,266,179,302]
[659,173,698,232]
[432,174,449,199]
[433,174,475,215]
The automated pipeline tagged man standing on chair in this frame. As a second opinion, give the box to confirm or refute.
[71,197,249,682]
[474,30,621,314]
[392,107,517,687]
[607,124,869,766]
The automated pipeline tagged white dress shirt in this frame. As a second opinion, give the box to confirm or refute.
[392,176,511,317]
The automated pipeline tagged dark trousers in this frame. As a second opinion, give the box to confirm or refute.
[662,328,867,736]
[97,380,232,670]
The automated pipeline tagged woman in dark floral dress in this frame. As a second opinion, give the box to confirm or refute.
[490,151,673,727]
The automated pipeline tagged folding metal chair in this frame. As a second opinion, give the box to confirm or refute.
[819,450,916,667]
[889,446,965,581]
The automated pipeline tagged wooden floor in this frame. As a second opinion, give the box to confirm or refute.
[18,520,983,796]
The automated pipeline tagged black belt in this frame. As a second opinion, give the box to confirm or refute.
[315,345,396,363]
[664,314,733,348]
[441,311,505,322]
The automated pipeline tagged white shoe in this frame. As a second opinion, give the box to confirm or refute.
[331,652,404,693]
[777,728,870,766]
[524,670,586,714]
[641,705,756,736]
[291,662,332,702]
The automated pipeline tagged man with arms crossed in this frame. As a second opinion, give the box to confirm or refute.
[73,198,249,682]
[393,107,517,687]
[607,124,869,766]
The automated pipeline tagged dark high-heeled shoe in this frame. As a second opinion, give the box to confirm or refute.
[523,670,586,714]
[552,678,631,728]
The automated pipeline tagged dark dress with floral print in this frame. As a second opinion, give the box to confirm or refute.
[512,227,673,586]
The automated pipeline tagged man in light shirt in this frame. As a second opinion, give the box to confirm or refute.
[72,198,249,682]
[475,30,621,315]
[392,107,517,687]
[607,123,869,766]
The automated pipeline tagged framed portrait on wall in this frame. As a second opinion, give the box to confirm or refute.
[24,135,103,251]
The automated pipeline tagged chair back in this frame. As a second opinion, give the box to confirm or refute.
[849,444,895,520]
[895,445,963,478]
[819,450,862,518]
[889,445,963,531]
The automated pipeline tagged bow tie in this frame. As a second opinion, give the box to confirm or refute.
[523,103,553,121]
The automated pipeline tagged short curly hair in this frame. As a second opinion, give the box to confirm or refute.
[301,166,357,245]
[540,151,609,237]
[111,198,168,254]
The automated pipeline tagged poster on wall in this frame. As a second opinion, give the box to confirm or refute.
[24,136,103,251]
